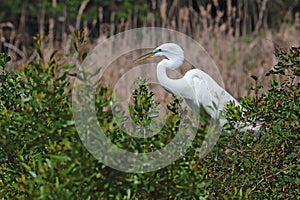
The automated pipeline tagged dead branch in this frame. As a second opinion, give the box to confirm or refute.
[76,0,90,30]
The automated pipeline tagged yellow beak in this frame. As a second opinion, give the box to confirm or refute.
[134,52,155,63]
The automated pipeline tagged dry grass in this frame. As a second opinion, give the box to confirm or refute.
[2,1,300,102]
[96,2,300,102]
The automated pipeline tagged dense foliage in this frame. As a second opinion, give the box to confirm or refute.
[0,45,299,199]
[221,47,300,198]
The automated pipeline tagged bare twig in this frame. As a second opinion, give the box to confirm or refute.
[223,144,254,163]
[160,0,167,27]
[76,0,90,30]
[254,0,268,34]
[48,0,57,46]
[249,166,290,195]
[3,42,25,59]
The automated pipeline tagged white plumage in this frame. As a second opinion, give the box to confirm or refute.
[135,43,260,131]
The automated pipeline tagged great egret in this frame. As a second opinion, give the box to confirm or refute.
[134,43,259,131]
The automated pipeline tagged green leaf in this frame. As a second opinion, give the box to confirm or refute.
[50,50,58,61]
[61,64,76,70]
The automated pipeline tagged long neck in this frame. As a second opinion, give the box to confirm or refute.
[156,59,183,95]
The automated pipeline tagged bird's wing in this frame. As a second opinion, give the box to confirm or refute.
[190,70,215,117]
[189,69,261,132]
[190,69,239,117]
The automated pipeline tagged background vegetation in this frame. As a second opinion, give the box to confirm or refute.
[0,0,299,199]
[1,0,300,96]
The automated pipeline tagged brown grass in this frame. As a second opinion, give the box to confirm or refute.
[98,2,300,102]
[1,1,300,102]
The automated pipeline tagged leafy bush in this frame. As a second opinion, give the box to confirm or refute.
[0,51,87,198]
[0,44,299,199]
[221,47,300,198]
[0,50,209,199]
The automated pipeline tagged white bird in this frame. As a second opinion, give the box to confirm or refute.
[134,43,259,131]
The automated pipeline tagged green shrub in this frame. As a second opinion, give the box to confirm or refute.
[0,44,299,199]
[220,47,300,199]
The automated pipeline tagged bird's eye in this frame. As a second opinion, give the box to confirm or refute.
[153,48,162,53]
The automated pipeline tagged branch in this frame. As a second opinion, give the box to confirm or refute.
[254,0,268,34]
[76,0,90,30]
[3,42,25,58]
[249,166,289,195]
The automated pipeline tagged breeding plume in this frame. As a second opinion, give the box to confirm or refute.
[135,43,259,131]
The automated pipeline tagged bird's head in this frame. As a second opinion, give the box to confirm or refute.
[134,43,184,69]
